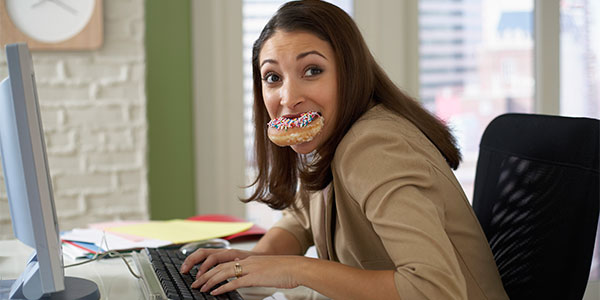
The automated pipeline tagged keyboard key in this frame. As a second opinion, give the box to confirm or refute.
[166,290,180,299]
[203,294,218,300]
[191,288,206,300]
[228,293,245,300]
[215,294,229,300]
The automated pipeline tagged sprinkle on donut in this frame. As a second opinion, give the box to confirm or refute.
[267,111,321,131]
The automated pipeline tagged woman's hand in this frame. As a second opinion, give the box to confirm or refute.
[191,255,305,295]
[180,248,256,275]
[185,251,402,300]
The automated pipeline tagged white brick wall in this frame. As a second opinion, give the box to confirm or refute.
[0,0,148,239]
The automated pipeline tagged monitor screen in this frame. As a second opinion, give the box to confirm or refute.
[0,43,99,300]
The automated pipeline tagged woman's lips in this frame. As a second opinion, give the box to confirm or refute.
[282,113,302,119]
[280,111,321,119]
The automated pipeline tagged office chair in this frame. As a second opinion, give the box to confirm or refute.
[472,113,599,300]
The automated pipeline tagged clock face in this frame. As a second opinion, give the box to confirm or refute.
[5,0,96,43]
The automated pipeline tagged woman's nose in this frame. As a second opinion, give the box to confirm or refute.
[280,80,304,109]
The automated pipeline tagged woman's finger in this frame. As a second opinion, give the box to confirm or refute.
[180,248,218,273]
[194,261,236,291]
[197,249,249,276]
[209,274,248,296]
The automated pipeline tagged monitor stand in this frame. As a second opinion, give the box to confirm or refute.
[0,277,100,300]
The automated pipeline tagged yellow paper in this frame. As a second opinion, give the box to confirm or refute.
[105,220,253,244]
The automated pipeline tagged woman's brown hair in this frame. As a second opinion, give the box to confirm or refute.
[242,0,461,210]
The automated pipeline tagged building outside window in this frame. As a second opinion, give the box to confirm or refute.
[419,0,535,200]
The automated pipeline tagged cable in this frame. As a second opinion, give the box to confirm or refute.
[63,231,142,279]
[63,250,140,279]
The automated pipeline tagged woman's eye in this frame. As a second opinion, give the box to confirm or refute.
[304,67,323,77]
[263,73,280,84]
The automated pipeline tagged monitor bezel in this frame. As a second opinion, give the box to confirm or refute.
[1,43,64,298]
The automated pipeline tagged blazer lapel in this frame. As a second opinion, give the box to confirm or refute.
[324,184,337,261]
[311,184,335,261]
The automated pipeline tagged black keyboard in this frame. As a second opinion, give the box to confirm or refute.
[142,248,244,300]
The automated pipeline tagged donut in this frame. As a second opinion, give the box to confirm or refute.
[267,111,324,146]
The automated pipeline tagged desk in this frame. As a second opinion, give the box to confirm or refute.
[4,239,599,300]
[0,240,328,300]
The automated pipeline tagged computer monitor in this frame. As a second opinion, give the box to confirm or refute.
[0,43,99,300]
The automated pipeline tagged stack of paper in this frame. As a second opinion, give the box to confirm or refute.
[61,219,253,259]
[62,240,106,259]
[186,214,267,241]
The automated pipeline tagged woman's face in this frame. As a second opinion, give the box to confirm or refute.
[259,30,338,154]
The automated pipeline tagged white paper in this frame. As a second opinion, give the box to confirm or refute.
[61,228,171,251]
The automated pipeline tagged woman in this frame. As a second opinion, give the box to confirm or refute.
[181,1,508,299]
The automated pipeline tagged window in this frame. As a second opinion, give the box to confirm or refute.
[560,0,600,118]
[419,0,599,283]
[419,0,535,200]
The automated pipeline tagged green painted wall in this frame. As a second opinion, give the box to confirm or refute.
[145,1,196,219]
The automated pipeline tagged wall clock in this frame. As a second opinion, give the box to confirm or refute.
[0,0,103,50]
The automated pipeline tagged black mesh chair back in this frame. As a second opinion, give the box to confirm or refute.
[472,113,599,300]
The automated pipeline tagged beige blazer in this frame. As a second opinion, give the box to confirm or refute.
[273,105,509,299]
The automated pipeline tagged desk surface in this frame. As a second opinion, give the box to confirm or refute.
[0,240,328,300]
[3,240,599,300]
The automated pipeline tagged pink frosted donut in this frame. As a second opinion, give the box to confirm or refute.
[267,111,324,146]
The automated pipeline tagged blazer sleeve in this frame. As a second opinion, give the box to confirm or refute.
[271,203,314,255]
[334,119,468,299]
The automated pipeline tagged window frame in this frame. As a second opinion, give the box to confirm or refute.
[191,0,246,218]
